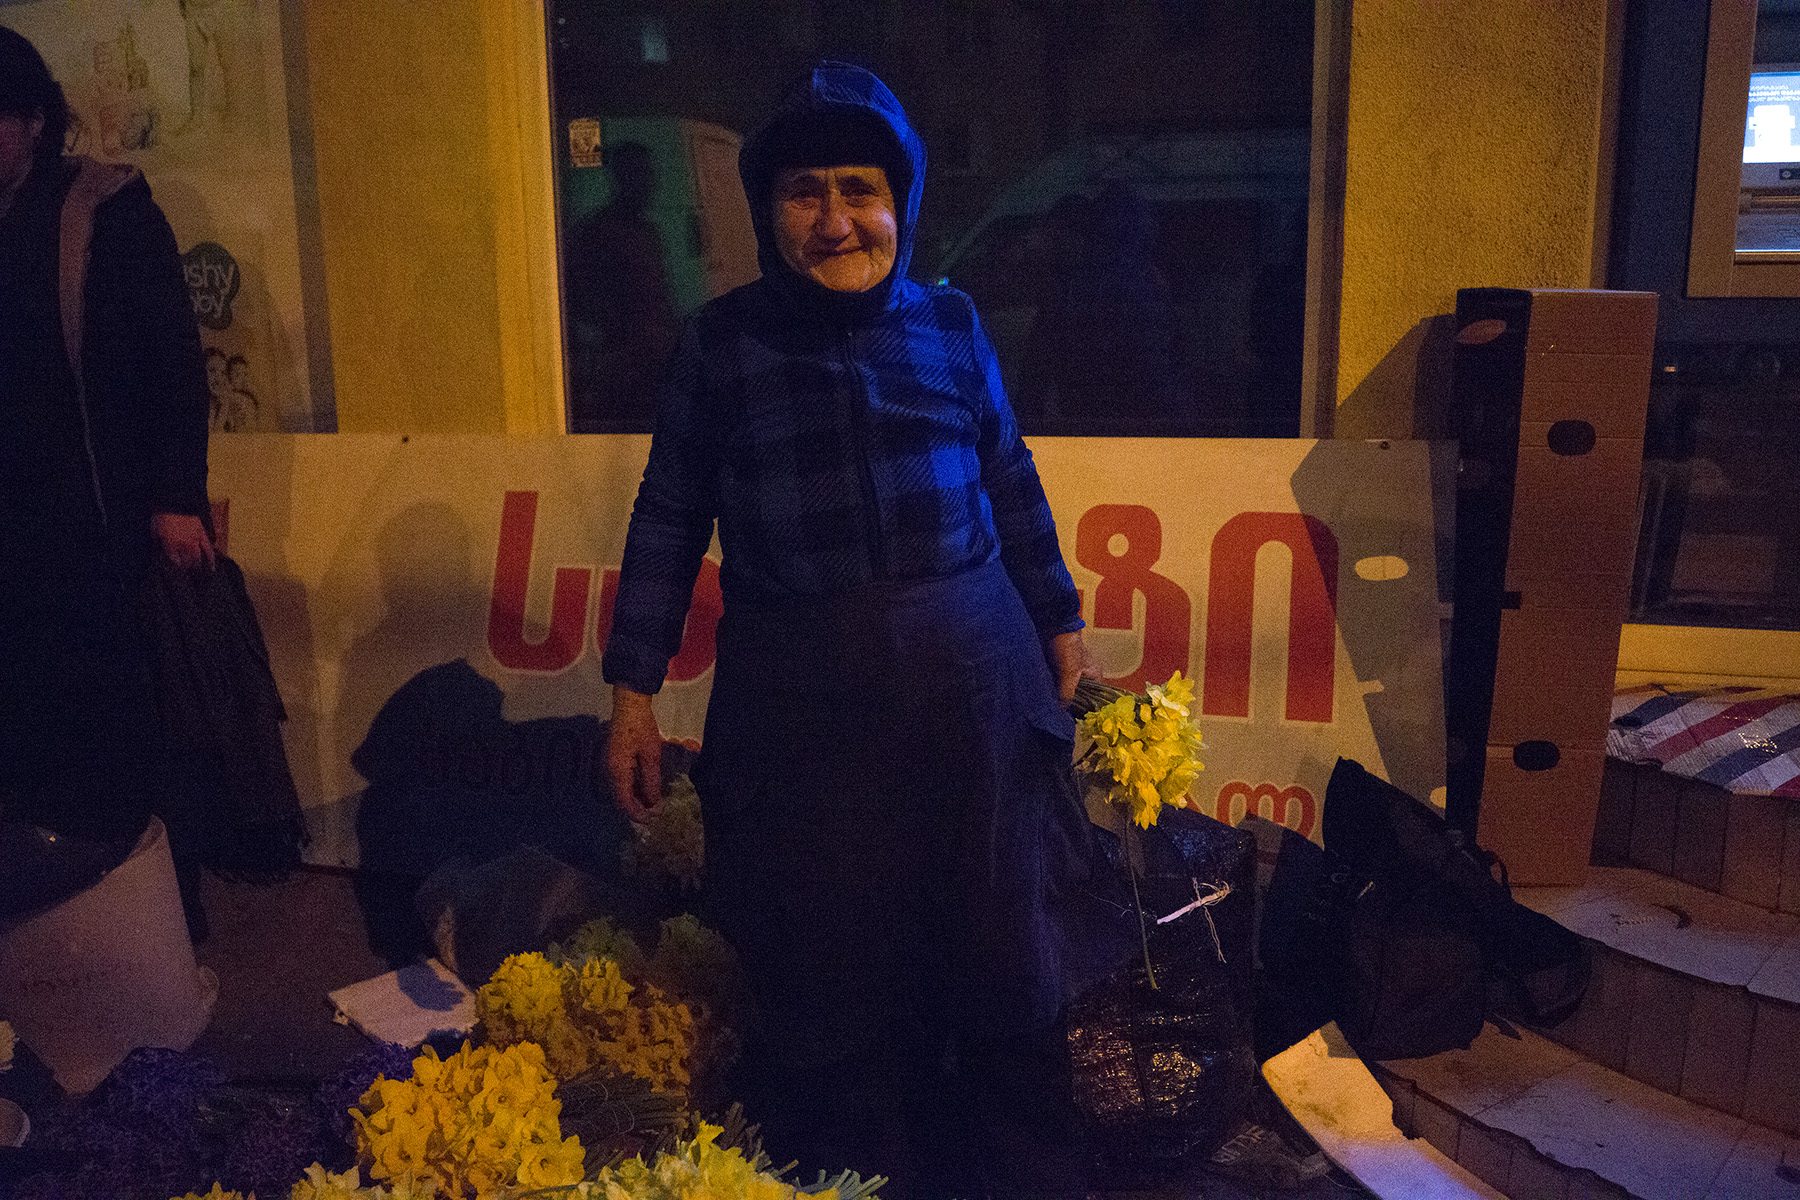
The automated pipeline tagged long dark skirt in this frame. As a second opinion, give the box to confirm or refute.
[0,498,162,848]
[695,561,1126,1195]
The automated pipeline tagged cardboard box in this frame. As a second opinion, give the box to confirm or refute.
[1458,288,1656,886]
[1521,289,1659,358]
[1478,744,1611,885]
[1520,358,1656,436]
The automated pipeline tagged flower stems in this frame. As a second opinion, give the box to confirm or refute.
[1125,823,1158,991]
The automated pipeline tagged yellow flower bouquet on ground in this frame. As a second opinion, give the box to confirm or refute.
[477,952,694,1095]
[507,1117,886,1200]
[532,915,748,1098]
[350,1040,585,1198]
[288,1162,440,1199]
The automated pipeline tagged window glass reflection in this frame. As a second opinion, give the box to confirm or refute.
[549,1,1313,437]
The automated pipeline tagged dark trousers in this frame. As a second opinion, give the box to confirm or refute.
[0,576,160,845]
[0,554,209,935]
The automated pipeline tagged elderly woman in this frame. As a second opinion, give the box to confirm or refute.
[603,63,1119,1196]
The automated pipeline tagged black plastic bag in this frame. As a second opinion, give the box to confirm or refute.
[1250,758,1591,1063]
[1253,809,1491,1062]
[1067,807,1259,1162]
[415,846,612,987]
[1325,757,1591,1030]
[140,553,305,874]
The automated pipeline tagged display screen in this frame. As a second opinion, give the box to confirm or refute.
[1737,65,1800,255]
[1745,68,1800,163]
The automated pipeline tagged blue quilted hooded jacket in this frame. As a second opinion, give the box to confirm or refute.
[601,62,1083,694]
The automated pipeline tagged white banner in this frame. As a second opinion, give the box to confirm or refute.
[207,436,1445,867]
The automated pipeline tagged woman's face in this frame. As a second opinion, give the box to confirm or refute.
[771,165,897,293]
[0,112,44,200]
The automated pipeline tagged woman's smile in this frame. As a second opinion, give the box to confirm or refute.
[771,164,898,293]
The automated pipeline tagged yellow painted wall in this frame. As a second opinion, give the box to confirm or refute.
[1618,624,1800,687]
[302,0,561,434]
[1331,6,1795,681]
[1335,1,1615,428]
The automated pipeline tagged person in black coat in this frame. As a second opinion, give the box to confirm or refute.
[0,28,213,893]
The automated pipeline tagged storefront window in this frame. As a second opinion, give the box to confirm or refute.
[546,0,1313,436]
[1634,343,1800,629]
[1614,0,1800,630]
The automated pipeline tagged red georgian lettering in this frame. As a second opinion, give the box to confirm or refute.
[1075,504,1192,692]
[595,567,622,653]
[1214,780,1318,840]
[1202,512,1338,723]
[487,490,592,672]
[666,557,724,682]
[210,498,229,555]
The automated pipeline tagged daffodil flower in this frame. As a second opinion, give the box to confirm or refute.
[1078,670,1204,829]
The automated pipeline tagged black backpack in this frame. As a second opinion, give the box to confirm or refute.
[1253,758,1591,1062]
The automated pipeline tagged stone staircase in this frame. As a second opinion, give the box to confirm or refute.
[1365,757,1800,1199]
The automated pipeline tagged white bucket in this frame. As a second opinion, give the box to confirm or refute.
[0,817,218,1094]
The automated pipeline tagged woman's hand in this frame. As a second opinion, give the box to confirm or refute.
[153,512,215,571]
[606,686,663,823]
[1047,629,1094,705]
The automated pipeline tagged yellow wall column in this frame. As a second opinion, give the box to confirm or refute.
[1328,9,1796,687]
[1334,1,1619,434]
[481,0,566,436]
[303,0,562,434]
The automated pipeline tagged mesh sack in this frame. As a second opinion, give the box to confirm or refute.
[1067,807,1258,1162]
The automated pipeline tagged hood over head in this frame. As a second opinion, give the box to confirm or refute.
[739,61,926,320]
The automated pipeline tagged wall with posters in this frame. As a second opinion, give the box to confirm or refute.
[207,436,1445,869]
[0,0,328,432]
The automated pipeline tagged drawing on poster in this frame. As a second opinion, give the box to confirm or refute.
[1,0,267,167]
[204,347,260,432]
[1,0,314,432]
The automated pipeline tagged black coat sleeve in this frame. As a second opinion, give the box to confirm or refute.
[86,176,211,518]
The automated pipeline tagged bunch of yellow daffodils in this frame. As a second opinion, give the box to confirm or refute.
[477,952,694,1095]
[587,1121,853,1200]
[1077,670,1204,829]
[288,1162,439,1199]
[351,1041,584,1199]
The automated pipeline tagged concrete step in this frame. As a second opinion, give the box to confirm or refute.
[1515,865,1800,1136]
[1263,1025,1505,1199]
[1595,757,1800,916]
[1374,1023,1800,1200]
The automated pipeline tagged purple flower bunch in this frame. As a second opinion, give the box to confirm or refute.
[218,1096,325,1198]
[313,1039,417,1145]
[11,1048,223,1199]
[8,1042,424,1199]
[94,1047,226,1139]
